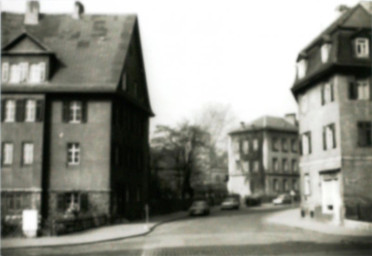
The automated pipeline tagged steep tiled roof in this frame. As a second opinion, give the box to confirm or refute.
[229,116,298,135]
[1,12,137,91]
[298,3,371,56]
[291,2,372,96]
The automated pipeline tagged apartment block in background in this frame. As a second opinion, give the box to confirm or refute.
[227,115,300,202]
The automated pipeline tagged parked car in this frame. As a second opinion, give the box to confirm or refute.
[244,195,261,207]
[189,200,210,216]
[221,196,240,210]
[272,194,292,205]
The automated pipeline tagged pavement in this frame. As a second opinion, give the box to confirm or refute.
[1,210,189,249]
[265,207,372,238]
[3,205,372,256]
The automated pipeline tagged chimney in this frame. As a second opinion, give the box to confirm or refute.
[73,1,84,19]
[240,122,245,129]
[24,0,40,25]
[336,4,350,13]
[284,113,297,126]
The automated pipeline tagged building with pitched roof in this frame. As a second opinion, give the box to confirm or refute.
[291,2,372,225]
[227,115,300,202]
[1,0,154,228]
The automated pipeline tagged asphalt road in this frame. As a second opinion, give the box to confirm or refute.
[2,206,371,256]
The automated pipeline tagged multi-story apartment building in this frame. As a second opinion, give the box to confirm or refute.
[227,115,300,202]
[1,1,154,226]
[291,2,372,225]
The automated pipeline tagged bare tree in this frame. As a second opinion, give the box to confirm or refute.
[151,122,210,200]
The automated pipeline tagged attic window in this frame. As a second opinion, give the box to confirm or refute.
[321,43,331,63]
[297,59,307,79]
[355,38,369,58]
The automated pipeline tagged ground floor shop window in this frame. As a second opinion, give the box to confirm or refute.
[57,192,89,215]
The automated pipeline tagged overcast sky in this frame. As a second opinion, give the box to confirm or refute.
[2,0,361,133]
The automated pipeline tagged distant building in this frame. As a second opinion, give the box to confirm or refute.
[291,2,372,225]
[227,115,300,201]
[1,1,154,227]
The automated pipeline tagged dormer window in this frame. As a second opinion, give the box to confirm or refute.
[5,62,46,84]
[355,38,369,58]
[29,62,46,83]
[9,64,21,83]
[297,58,307,79]
[321,43,331,63]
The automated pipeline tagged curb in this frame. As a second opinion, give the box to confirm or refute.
[2,213,189,250]
[264,210,372,243]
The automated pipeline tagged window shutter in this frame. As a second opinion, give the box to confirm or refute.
[357,123,364,147]
[348,77,357,100]
[62,101,70,123]
[330,82,334,101]
[16,100,25,122]
[1,100,5,122]
[323,127,326,150]
[36,100,44,122]
[321,84,325,105]
[81,101,88,123]
[332,124,336,148]
[308,133,312,154]
[299,139,302,156]
[80,193,89,211]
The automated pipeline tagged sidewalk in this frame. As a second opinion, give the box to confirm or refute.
[265,208,372,238]
[1,210,189,249]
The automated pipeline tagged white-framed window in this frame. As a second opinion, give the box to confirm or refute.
[22,143,34,165]
[302,132,312,155]
[29,63,46,83]
[25,99,36,122]
[67,143,80,165]
[304,174,311,196]
[321,82,334,105]
[2,62,9,82]
[283,179,288,191]
[243,161,250,173]
[273,158,278,172]
[282,138,288,152]
[297,59,307,79]
[4,99,16,122]
[253,139,259,151]
[291,139,297,152]
[291,159,297,172]
[272,137,279,151]
[282,158,288,172]
[19,62,29,82]
[323,124,336,150]
[9,64,21,83]
[2,143,14,165]
[69,101,82,123]
[355,38,369,58]
[235,160,241,172]
[357,80,370,100]
[321,43,331,63]
[253,160,259,172]
[293,179,298,190]
[273,179,279,192]
[243,140,249,154]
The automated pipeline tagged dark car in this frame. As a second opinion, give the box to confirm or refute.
[221,197,240,210]
[189,200,210,216]
[245,195,261,206]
